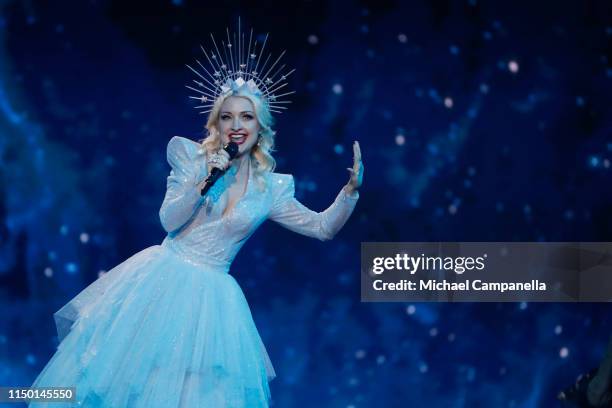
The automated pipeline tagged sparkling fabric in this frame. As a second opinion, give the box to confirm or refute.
[29,136,359,408]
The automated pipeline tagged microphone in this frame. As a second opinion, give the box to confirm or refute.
[200,142,239,196]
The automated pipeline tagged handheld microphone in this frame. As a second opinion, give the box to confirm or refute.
[200,142,239,196]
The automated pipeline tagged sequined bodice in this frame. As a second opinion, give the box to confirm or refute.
[162,163,274,272]
[159,136,359,274]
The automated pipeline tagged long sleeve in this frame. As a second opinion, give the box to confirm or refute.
[268,174,359,241]
[159,136,205,234]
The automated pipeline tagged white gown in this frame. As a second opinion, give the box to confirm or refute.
[29,136,359,407]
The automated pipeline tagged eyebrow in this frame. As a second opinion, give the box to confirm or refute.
[220,111,254,114]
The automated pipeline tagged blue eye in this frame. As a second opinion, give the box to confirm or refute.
[243,114,254,120]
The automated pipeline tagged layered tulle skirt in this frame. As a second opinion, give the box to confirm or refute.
[29,245,275,407]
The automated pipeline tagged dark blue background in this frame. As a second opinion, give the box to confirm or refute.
[0,0,611,406]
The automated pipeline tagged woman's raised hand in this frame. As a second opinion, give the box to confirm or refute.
[345,141,363,195]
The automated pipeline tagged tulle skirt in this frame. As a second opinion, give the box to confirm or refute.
[29,245,275,408]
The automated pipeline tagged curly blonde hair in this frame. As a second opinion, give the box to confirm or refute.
[199,89,277,188]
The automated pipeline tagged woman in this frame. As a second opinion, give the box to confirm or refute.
[29,28,363,408]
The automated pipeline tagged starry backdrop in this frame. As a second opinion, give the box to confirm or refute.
[0,0,611,406]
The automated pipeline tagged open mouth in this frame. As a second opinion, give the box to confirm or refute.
[229,133,248,145]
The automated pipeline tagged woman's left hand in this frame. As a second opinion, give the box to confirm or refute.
[345,141,363,194]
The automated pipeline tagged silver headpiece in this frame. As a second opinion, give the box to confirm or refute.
[186,18,295,115]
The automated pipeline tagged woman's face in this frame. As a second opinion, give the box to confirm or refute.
[217,96,260,157]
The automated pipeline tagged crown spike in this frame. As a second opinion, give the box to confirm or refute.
[268,64,286,83]
[211,38,228,77]
[233,31,239,75]
[246,30,254,73]
[189,82,216,98]
[193,60,222,90]
[221,40,232,76]
[267,67,292,90]
[257,53,272,81]
[272,90,296,98]
[191,81,216,98]
[185,65,218,94]
[201,45,223,76]
[186,86,215,100]
[260,50,286,84]
[209,33,224,68]
[209,34,230,82]
[238,17,242,70]
[240,32,246,72]
[266,69,296,94]
[264,82,288,96]
[189,96,215,103]
[225,28,236,76]
[252,33,269,76]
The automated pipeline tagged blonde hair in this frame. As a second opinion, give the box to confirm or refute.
[199,89,277,188]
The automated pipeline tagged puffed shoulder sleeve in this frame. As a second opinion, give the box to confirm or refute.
[159,136,205,234]
[268,173,359,241]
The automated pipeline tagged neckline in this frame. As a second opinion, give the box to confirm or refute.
[185,137,253,221]
[220,158,252,220]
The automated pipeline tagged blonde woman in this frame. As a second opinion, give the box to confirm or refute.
[29,28,363,408]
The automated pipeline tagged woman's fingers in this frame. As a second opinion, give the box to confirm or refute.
[353,141,362,163]
[353,142,362,172]
[219,156,229,170]
[353,142,363,174]
[218,150,231,169]
[208,152,230,171]
[347,141,363,189]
